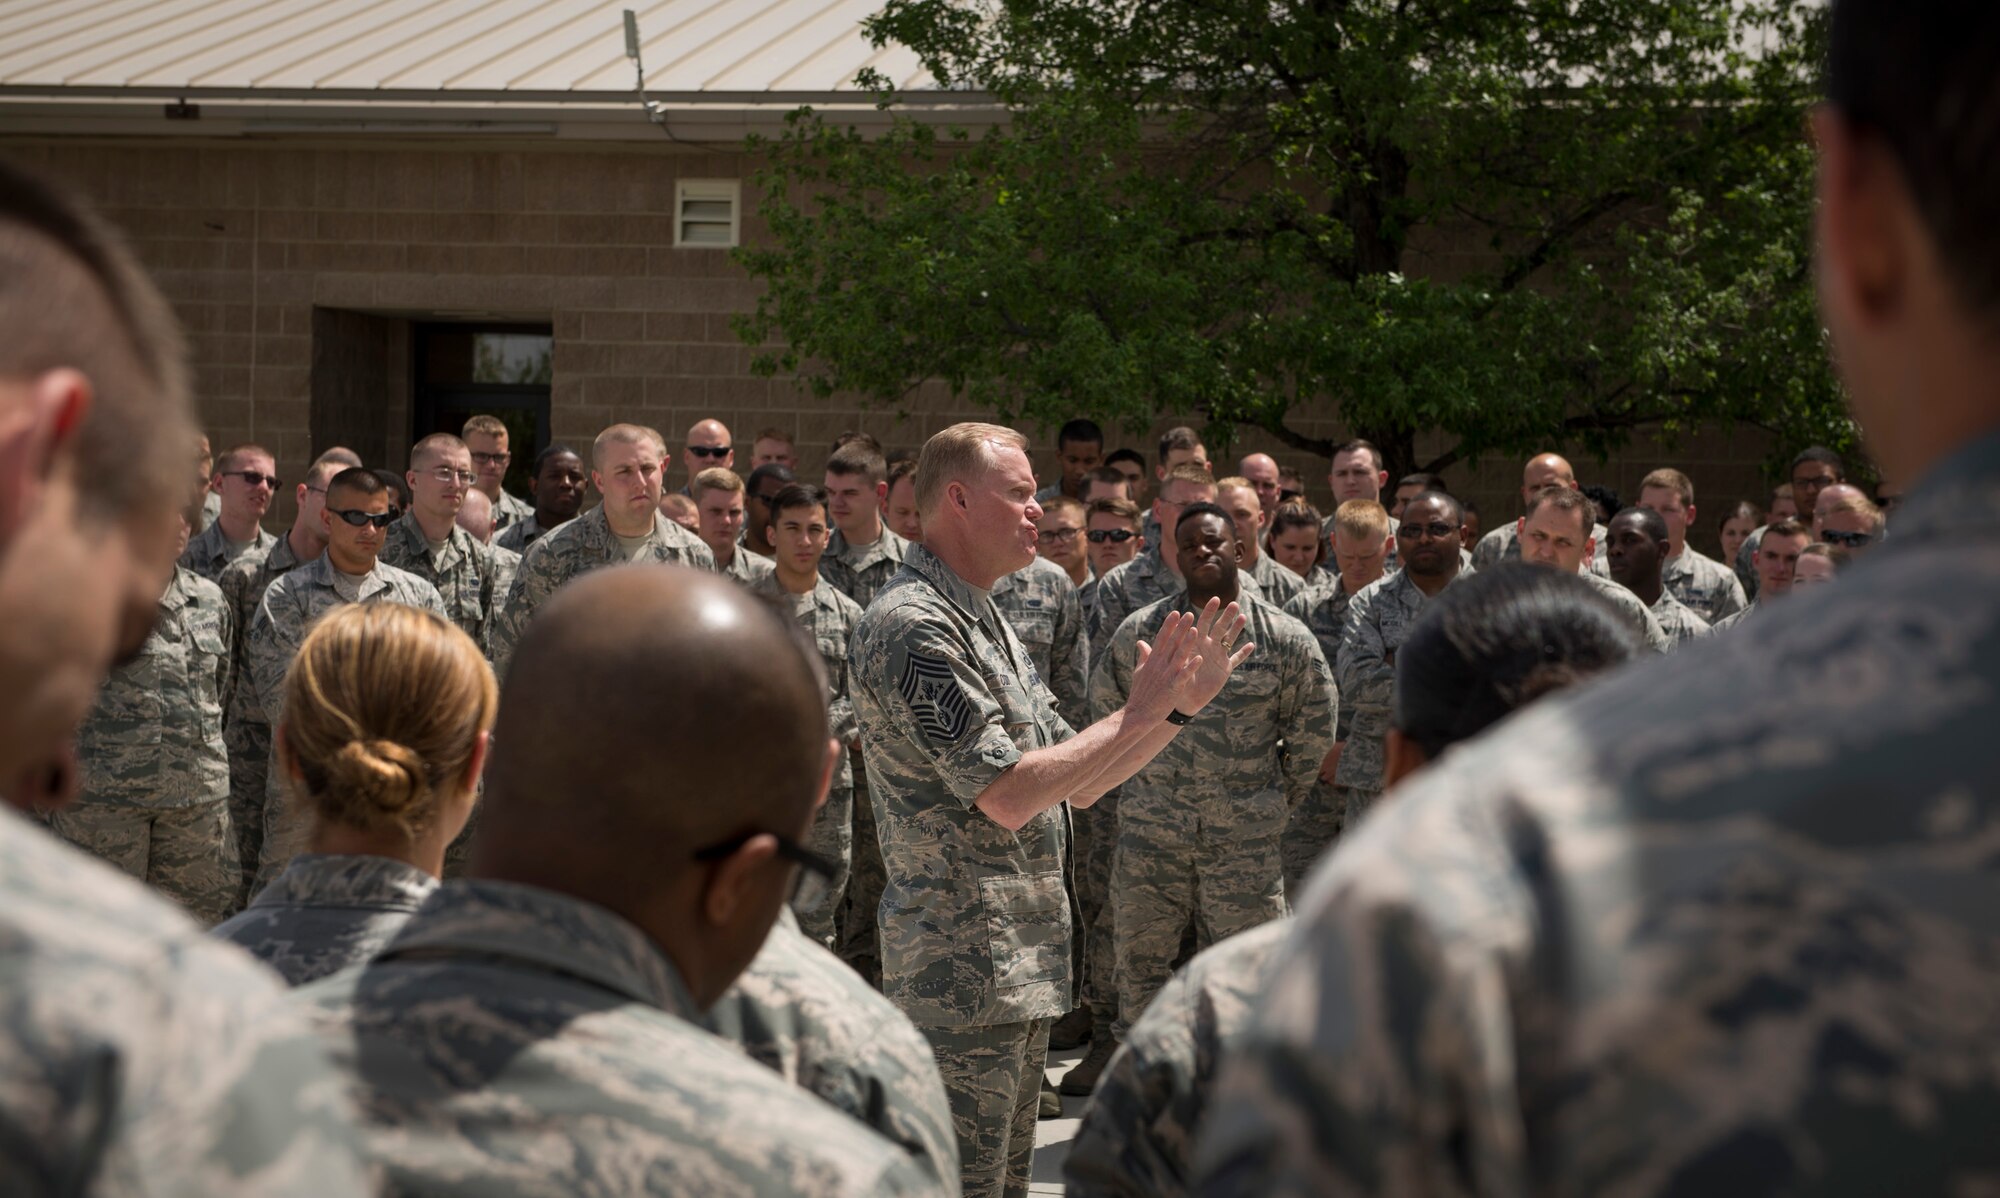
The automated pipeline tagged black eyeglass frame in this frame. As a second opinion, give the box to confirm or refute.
[692,830,838,885]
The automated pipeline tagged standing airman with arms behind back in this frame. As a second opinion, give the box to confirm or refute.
[850,422,1253,1198]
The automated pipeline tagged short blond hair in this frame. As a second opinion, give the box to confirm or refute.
[1161,463,1216,492]
[411,432,468,468]
[914,422,1028,517]
[691,466,744,501]
[461,414,509,441]
[1334,498,1392,540]
[1822,490,1885,530]
[1214,475,1254,492]
[281,604,497,842]
[1639,467,1694,507]
[593,423,665,468]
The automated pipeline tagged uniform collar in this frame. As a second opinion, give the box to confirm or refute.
[906,542,991,620]
[379,879,699,1019]
[249,852,437,913]
[301,553,390,598]
[158,566,196,613]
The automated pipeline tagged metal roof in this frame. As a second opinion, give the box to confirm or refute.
[0,0,978,138]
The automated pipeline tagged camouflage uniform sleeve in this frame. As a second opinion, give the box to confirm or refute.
[1087,570,1126,647]
[860,618,1032,808]
[1088,617,1137,724]
[216,588,237,717]
[247,586,299,727]
[490,536,557,676]
[1470,528,1504,572]
[1713,568,1748,622]
[1050,577,1092,730]
[1277,629,1338,813]
[1066,968,1205,1198]
[1336,589,1393,720]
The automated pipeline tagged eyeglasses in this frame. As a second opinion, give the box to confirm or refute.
[1398,522,1458,540]
[225,470,280,490]
[1820,529,1878,548]
[425,468,477,487]
[328,508,398,529]
[692,829,838,906]
[1037,527,1082,543]
[687,445,733,459]
[470,451,510,467]
[1087,529,1139,544]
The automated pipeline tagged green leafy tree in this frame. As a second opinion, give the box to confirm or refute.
[733,0,1843,477]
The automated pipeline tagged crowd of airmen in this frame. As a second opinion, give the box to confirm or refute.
[8,1,2000,1190]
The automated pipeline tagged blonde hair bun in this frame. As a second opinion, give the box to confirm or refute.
[322,737,431,819]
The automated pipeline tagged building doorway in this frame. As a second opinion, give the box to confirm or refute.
[412,323,553,495]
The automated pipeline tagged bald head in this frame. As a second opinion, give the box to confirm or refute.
[684,417,734,476]
[455,488,494,543]
[478,566,829,895]
[1521,453,1579,506]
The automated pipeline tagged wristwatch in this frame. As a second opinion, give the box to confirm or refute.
[1164,709,1195,726]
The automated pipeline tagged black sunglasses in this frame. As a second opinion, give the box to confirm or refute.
[687,445,733,459]
[1087,529,1139,544]
[329,508,397,529]
[693,829,838,905]
[1819,529,1877,548]
[226,470,281,490]
[1398,521,1458,540]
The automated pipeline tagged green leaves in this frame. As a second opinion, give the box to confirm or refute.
[734,0,1843,477]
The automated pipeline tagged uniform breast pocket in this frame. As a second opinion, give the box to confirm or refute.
[980,870,1071,991]
[1011,610,1056,658]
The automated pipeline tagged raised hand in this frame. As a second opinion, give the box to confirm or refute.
[1170,597,1254,715]
[1126,610,1202,722]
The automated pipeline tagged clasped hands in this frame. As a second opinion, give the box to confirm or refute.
[1127,598,1255,724]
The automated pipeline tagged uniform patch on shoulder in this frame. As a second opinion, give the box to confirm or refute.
[900,650,973,743]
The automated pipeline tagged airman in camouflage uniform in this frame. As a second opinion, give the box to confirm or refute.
[721,541,777,588]
[378,508,505,652]
[706,907,960,1192]
[1662,546,1746,624]
[1472,517,1611,575]
[1651,586,1713,648]
[217,534,308,897]
[179,515,275,584]
[1094,575,1333,1043]
[489,504,715,672]
[490,486,534,530]
[50,565,238,924]
[210,852,437,986]
[1575,568,1674,652]
[1,805,373,1194]
[1064,920,1287,1198]
[1280,572,1367,890]
[246,554,447,887]
[1244,550,1301,607]
[823,523,911,610]
[493,511,550,553]
[990,554,1090,729]
[301,879,936,1197]
[752,568,863,948]
[850,543,1074,1197]
[1335,502,1472,830]
[487,540,521,612]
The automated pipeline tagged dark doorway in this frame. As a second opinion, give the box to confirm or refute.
[412,323,553,495]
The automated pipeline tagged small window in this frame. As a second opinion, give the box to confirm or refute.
[676,179,740,248]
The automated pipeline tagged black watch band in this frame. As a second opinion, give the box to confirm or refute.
[1164,708,1195,726]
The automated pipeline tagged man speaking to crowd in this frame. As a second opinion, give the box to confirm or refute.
[849,422,1254,1198]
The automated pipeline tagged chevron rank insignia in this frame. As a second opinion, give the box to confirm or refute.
[900,649,973,743]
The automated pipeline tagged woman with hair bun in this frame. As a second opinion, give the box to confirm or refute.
[213,603,495,984]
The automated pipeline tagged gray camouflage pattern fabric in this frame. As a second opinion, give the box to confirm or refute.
[1710,599,1762,634]
[849,543,1077,1027]
[1065,920,1286,1198]
[1194,429,2000,1197]
[490,487,533,530]
[721,544,777,588]
[492,511,554,553]
[217,535,308,892]
[55,566,237,923]
[378,511,505,651]
[211,852,437,986]
[1280,576,1368,890]
[300,879,935,1196]
[1650,586,1714,648]
[920,1018,1049,1198]
[198,486,221,533]
[1245,551,1302,608]
[1662,545,1747,623]
[1093,590,1333,1037]
[178,518,276,584]
[705,908,960,1193]
[1333,567,1472,826]
[1577,567,1673,653]
[752,572,863,947]
[1091,547,1263,649]
[990,554,1090,729]
[0,805,373,1195]
[823,524,911,611]
[1735,522,1769,599]
[1471,518,1611,576]
[245,556,448,883]
[487,541,520,615]
[489,505,716,672]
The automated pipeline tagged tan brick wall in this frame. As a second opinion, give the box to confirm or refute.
[4,138,1780,555]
